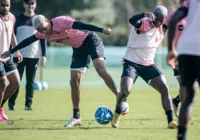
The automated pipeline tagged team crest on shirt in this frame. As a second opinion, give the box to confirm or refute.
[26,19,32,25]
[178,24,184,31]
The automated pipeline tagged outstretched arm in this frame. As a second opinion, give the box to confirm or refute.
[1,34,39,59]
[10,34,39,54]
[72,21,103,33]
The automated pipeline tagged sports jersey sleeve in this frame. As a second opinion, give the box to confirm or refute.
[164,13,173,26]
[40,39,46,57]
[136,19,153,33]
[129,13,145,28]
[72,21,103,32]
[10,35,39,54]
[52,16,74,30]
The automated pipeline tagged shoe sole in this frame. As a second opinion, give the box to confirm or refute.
[64,122,81,128]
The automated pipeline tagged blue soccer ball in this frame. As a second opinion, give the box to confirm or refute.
[94,106,113,125]
[33,81,42,91]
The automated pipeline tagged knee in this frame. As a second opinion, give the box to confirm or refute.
[120,88,131,97]
[70,79,80,88]
[0,78,8,90]
[95,66,107,78]
[158,84,169,96]
[10,78,20,88]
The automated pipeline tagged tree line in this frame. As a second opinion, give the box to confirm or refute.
[11,0,178,46]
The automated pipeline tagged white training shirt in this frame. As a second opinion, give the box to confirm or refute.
[125,18,165,65]
[177,0,200,56]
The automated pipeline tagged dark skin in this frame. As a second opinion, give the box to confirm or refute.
[0,0,20,109]
[167,10,187,68]
[167,6,199,131]
[0,0,9,16]
[116,12,173,124]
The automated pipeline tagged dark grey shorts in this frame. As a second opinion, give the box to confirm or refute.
[121,60,162,84]
[0,59,17,77]
[70,32,105,69]
[178,55,200,86]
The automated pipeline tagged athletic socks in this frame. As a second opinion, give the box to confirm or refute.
[165,110,173,123]
[173,95,180,107]
[178,126,187,140]
[0,100,6,108]
[115,105,121,114]
[73,108,80,119]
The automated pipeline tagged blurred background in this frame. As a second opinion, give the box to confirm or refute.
[11,0,180,89]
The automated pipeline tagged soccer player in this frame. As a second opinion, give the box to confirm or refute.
[167,0,200,139]
[111,6,177,129]
[163,0,187,117]
[0,0,21,122]
[1,14,119,127]
[8,0,46,111]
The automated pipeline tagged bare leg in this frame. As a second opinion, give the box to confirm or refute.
[111,76,133,128]
[70,70,84,110]
[93,58,118,96]
[177,84,198,140]
[150,75,177,128]
[3,71,20,101]
[0,76,8,107]
[116,77,133,111]
[150,75,173,111]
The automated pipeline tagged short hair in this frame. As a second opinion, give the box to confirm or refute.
[153,6,168,18]
[32,15,46,29]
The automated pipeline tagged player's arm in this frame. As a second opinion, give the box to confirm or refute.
[10,34,39,54]
[58,16,111,34]
[129,12,155,28]
[168,7,188,52]
[40,39,46,57]
[72,21,104,33]
[40,39,47,67]
[129,13,145,28]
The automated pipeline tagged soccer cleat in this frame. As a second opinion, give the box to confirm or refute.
[111,112,121,128]
[0,115,6,122]
[121,102,129,115]
[167,121,178,129]
[64,117,81,128]
[172,99,179,118]
[0,108,8,120]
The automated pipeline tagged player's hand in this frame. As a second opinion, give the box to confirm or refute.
[102,28,112,35]
[144,12,155,21]
[1,51,11,59]
[167,50,178,69]
[16,51,23,63]
[41,56,47,67]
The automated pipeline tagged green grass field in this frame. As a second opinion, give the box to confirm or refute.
[0,88,200,140]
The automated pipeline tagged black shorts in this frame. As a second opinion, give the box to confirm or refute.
[70,32,105,69]
[173,68,181,77]
[0,59,17,77]
[178,55,200,86]
[121,60,162,84]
